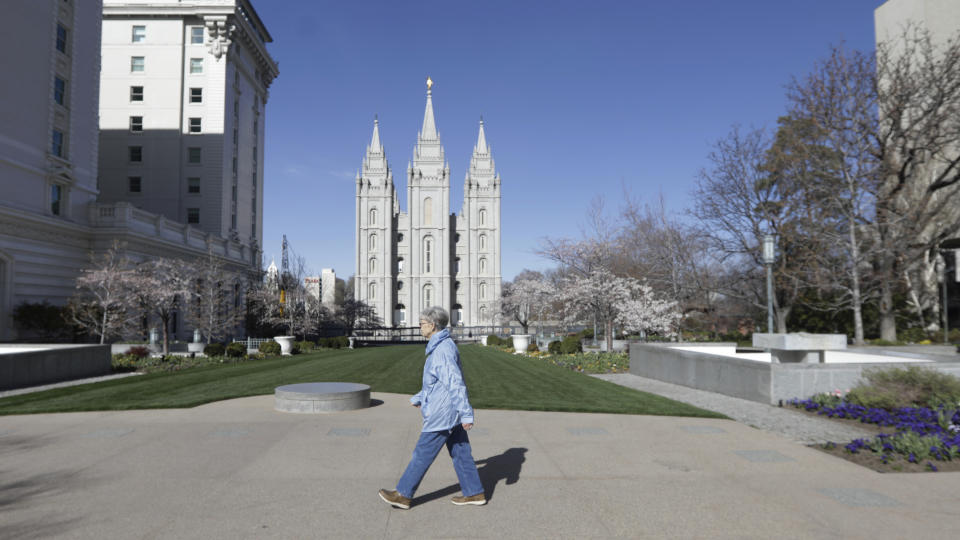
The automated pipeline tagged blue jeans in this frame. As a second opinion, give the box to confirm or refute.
[396,424,483,498]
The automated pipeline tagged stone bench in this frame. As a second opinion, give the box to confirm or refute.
[753,333,847,363]
[274,382,371,413]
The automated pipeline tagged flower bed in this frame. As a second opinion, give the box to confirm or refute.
[529,351,629,374]
[789,396,960,472]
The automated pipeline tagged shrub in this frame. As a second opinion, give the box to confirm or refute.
[258,340,281,355]
[577,328,594,340]
[899,327,931,344]
[12,301,71,338]
[846,366,960,409]
[560,335,582,354]
[486,334,501,347]
[203,343,225,357]
[111,354,139,372]
[128,345,151,359]
[949,328,960,343]
[527,342,539,353]
[339,336,351,348]
[296,340,315,352]
[547,340,562,354]
[225,342,247,358]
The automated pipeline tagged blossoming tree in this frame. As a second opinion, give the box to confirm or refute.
[500,270,552,335]
[67,241,139,344]
[562,268,679,351]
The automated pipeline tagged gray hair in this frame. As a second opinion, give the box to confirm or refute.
[420,306,449,329]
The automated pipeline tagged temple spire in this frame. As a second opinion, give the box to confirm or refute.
[369,116,382,151]
[421,77,437,140]
[475,117,488,154]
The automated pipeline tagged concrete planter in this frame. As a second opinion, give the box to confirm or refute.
[274,336,295,356]
[512,334,531,353]
[187,342,205,354]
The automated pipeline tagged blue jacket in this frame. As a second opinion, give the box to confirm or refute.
[410,328,475,432]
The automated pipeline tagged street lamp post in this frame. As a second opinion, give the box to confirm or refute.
[763,234,776,334]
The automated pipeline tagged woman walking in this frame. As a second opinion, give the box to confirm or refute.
[378,306,486,509]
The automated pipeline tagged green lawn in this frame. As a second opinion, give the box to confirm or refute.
[0,344,724,418]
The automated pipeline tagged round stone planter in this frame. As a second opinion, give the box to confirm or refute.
[187,342,204,354]
[274,336,295,356]
[274,382,371,413]
[512,334,531,353]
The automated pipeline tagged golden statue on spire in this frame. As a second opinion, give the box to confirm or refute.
[426,76,433,90]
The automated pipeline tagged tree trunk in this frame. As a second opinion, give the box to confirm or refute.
[848,222,865,345]
[879,279,897,342]
[160,315,170,355]
[776,305,790,334]
[100,309,108,344]
[605,319,614,352]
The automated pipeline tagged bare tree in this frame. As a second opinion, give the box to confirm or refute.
[693,125,827,332]
[184,249,244,344]
[130,258,196,355]
[67,241,139,344]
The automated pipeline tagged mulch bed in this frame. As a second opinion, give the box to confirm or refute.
[793,406,960,473]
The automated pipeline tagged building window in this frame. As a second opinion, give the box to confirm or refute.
[131,56,144,72]
[479,208,487,225]
[190,26,204,44]
[190,88,202,103]
[455,233,461,243]
[187,208,199,224]
[130,116,143,132]
[51,130,64,157]
[54,77,66,106]
[423,284,433,308]
[456,308,463,325]
[188,147,201,164]
[397,257,404,273]
[232,128,238,145]
[396,305,406,324]
[128,176,141,193]
[130,86,143,101]
[232,156,237,173]
[231,185,237,201]
[479,306,487,323]
[189,117,201,133]
[455,257,461,273]
[231,213,237,229]
[369,233,377,251]
[368,282,377,300]
[369,207,377,226]
[424,237,432,273]
[56,24,67,54]
[369,257,376,274]
[397,232,404,242]
[480,282,487,300]
[479,234,487,251]
[188,177,200,194]
[129,146,142,162]
[233,100,239,116]
[50,184,62,215]
[132,25,146,43]
[189,58,202,73]
[479,257,487,274]
[423,197,433,226]
[397,281,403,290]
[455,281,461,290]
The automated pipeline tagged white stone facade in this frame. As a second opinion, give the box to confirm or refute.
[99,0,278,261]
[355,85,502,327]
[0,0,275,342]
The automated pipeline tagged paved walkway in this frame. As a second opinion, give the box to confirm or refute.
[1,391,957,539]
[594,373,876,445]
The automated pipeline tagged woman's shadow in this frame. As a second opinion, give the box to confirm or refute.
[412,447,527,505]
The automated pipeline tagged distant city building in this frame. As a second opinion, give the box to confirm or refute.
[99,0,279,266]
[304,276,321,301]
[0,0,277,341]
[355,81,502,327]
[320,268,337,306]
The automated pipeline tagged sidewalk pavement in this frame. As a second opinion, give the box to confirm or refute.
[0,391,957,539]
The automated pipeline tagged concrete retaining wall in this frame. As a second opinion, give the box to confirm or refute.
[629,342,960,405]
[0,344,112,391]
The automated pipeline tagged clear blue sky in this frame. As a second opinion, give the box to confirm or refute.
[255,0,886,281]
